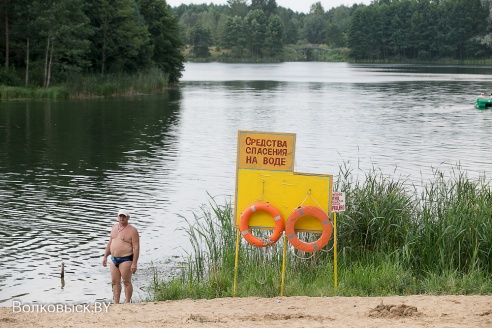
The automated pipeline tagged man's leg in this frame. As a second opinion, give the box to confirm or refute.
[110,262,122,304]
[119,261,133,303]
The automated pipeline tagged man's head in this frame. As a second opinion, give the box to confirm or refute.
[118,209,130,218]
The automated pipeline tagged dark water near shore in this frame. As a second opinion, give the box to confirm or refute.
[1,62,491,306]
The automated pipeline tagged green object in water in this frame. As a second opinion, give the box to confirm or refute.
[476,97,492,109]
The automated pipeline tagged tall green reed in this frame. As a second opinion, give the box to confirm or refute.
[150,164,492,301]
[409,167,492,274]
[1,68,169,100]
[151,196,237,300]
[64,68,169,97]
[0,86,69,100]
[335,166,416,256]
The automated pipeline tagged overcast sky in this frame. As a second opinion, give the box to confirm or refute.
[167,0,373,13]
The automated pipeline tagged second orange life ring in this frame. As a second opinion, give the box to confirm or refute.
[285,206,332,252]
[239,202,284,247]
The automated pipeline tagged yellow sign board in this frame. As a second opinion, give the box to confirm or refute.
[234,131,335,295]
[234,169,333,232]
[237,131,295,171]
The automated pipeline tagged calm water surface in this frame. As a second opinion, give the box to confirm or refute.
[1,62,492,306]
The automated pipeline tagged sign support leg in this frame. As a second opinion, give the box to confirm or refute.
[280,234,287,296]
[333,212,338,290]
[233,228,240,297]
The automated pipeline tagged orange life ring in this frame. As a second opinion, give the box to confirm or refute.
[239,202,284,247]
[285,206,332,252]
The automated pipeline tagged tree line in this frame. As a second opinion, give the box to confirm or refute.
[175,0,492,61]
[349,0,491,60]
[0,0,184,87]
[1,0,492,88]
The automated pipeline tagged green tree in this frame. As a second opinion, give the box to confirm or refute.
[137,0,184,84]
[216,13,230,48]
[3,0,37,86]
[32,0,92,87]
[387,0,413,59]
[309,2,325,16]
[325,23,344,48]
[264,0,278,17]
[199,8,222,45]
[408,0,439,60]
[189,23,212,57]
[302,14,326,44]
[277,7,299,44]
[245,9,267,56]
[348,5,379,59]
[264,14,283,56]
[223,15,246,56]
[2,0,9,68]
[227,0,248,18]
[325,5,352,48]
[87,0,152,75]
[445,0,487,59]
[476,0,492,51]
[251,0,278,16]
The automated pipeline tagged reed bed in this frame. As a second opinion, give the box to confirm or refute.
[0,86,69,100]
[0,68,169,100]
[64,68,169,98]
[149,166,492,301]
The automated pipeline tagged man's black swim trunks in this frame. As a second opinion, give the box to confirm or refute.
[111,254,133,267]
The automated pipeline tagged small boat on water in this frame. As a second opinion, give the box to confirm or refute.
[476,97,492,109]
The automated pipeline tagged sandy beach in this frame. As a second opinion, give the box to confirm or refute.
[1,295,491,327]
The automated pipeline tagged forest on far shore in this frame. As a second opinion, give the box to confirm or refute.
[174,0,492,62]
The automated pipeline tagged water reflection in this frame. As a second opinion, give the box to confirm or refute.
[353,63,492,75]
[0,92,183,305]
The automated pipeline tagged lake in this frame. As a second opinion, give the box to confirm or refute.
[1,62,491,306]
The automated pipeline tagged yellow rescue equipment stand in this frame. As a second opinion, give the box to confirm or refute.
[233,203,334,297]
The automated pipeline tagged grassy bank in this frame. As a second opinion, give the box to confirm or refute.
[148,166,492,300]
[0,68,169,100]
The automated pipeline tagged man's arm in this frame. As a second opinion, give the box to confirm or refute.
[131,228,140,274]
[102,231,112,267]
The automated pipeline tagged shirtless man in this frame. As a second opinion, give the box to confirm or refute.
[102,209,140,304]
